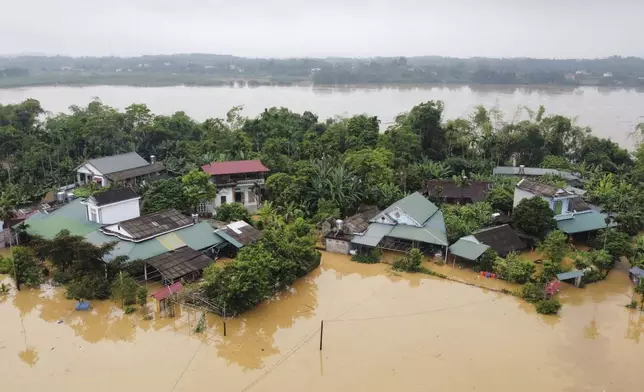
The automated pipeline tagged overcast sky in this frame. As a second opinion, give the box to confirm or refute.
[2,0,643,58]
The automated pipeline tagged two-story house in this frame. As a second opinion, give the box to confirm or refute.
[200,159,269,213]
[513,179,613,237]
[75,152,165,188]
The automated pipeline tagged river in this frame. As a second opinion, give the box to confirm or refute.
[1,251,642,392]
[0,84,643,149]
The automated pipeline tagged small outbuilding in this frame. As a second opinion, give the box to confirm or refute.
[151,282,184,315]
[449,236,490,262]
[471,224,527,257]
[628,267,644,285]
[145,246,215,283]
[556,270,584,288]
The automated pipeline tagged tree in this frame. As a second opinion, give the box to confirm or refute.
[9,246,42,289]
[493,253,535,284]
[393,248,423,272]
[141,179,188,213]
[443,202,493,243]
[137,286,148,307]
[535,298,561,315]
[452,170,471,204]
[592,229,634,263]
[540,155,571,170]
[537,230,568,265]
[512,197,556,240]
[215,202,252,223]
[111,272,138,307]
[486,186,514,214]
[181,169,217,213]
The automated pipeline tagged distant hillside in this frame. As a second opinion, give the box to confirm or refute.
[1,54,643,88]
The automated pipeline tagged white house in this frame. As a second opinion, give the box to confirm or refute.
[513,179,578,217]
[199,160,269,214]
[82,188,140,224]
[76,152,165,188]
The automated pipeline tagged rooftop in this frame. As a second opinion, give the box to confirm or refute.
[516,179,574,198]
[100,209,193,241]
[201,159,269,176]
[105,162,165,182]
[343,206,380,234]
[215,220,262,248]
[151,282,184,301]
[426,180,491,202]
[472,224,527,257]
[85,152,150,175]
[146,246,215,281]
[89,188,139,206]
[494,166,580,182]
[449,237,490,261]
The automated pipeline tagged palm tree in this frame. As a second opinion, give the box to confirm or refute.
[452,170,471,205]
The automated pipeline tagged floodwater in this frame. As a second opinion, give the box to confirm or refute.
[1,84,643,148]
[1,252,643,392]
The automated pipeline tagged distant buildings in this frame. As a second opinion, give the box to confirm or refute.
[493,165,582,186]
[75,152,165,188]
[200,159,269,214]
[426,179,491,204]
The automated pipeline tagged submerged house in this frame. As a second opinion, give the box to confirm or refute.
[350,192,448,256]
[426,180,491,204]
[513,179,614,237]
[76,152,165,188]
[494,165,582,186]
[449,224,527,262]
[214,220,262,256]
[21,189,238,283]
[200,159,269,214]
[324,206,380,254]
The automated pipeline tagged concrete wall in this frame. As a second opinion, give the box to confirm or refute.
[325,238,350,254]
[205,186,260,214]
[513,188,550,208]
[99,199,140,224]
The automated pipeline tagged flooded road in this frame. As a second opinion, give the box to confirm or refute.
[1,252,643,392]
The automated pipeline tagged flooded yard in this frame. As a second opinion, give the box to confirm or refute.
[1,251,643,392]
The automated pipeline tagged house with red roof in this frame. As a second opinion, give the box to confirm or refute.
[200,159,269,214]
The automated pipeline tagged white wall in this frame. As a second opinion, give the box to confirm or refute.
[513,188,549,208]
[99,199,140,224]
[207,186,260,214]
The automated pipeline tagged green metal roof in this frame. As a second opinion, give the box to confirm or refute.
[215,230,243,248]
[177,222,225,250]
[556,270,584,280]
[449,238,490,261]
[382,192,438,225]
[557,211,614,234]
[351,223,393,247]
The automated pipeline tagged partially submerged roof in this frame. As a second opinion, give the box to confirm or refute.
[151,282,184,301]
[377,192,439,226]
[472,225,527,257]
[494,166,580,182]
[201,159,269,176]
[449,237,490,261]
[105,162,165,182]
[516,179,573,198]
[89,188,139,206]
[215,220,261,248]
[146,246,214,281]
[556,211,614,234]
[23,199,100,239]
[344,206,380,234]
[351,223,393,247]
[426,180,491,202]
[556,270,584,281]
[628,267,644,277]
[100,209,193,241]
[86,152,150,175]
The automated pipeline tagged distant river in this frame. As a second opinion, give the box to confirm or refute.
[1,84,643,148]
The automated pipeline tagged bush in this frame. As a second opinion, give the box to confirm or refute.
[0,256,11,274]
[476,248,498,272]
[393,248,423,272]
[535,299,562,315]
[66,275,111,300]
[521,282,545,303]
[214,202,252,223]
[593,229,634,262]
[351,248,381,264]
[53,270,72,284]
[493,253,536,284]
[512,197,556,240]
[124,306,136,314]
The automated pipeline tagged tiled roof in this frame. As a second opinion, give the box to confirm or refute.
[516,179,572,198]
[201,160,269,176]
[101,209,193,241]
[86,152,149,175]
[493,166,580,181]
[426,180,491,202]
[146,247,214,281]
[105,162,165,182]
[472,225,527,257]
[343,206,380,234]
[151,282,183,301]
[215,221,261,248]
[89,188,138,206]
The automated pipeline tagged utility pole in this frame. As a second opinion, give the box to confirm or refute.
[319,320,324,351]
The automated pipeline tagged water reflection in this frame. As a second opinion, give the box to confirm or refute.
[18,347,39,366]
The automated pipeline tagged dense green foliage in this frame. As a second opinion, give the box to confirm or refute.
[111,272,139,307]
[393,248,424,272]
[351,248,382,264]
[493,253,536,284]
[140,179,189,213]
[537,230,569,265]
[443,202,493,243]
[9,246,43,289]
[3,54,644,87]
[535,299,562,315]
[214,202,252,223]
[0,256,11,274]
[512,197,556,240]
[203,218,320,315]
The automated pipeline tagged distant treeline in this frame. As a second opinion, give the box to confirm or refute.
[1,54,644,87]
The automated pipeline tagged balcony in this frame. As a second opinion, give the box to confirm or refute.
[213,177,265,188]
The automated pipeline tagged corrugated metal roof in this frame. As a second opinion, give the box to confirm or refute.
[628,267,644,277]
[156,232,187,251]
[351,223,393,247]
[87,152,149,175]
[557,211,613,234]
[105,162,165,182]
[449,238,490,261]
[381,192,438,225]
[201,160,269,176]
[494,166,580,181]
[175,222,225,250]
[557,270,584,280]
[27,215,100,239]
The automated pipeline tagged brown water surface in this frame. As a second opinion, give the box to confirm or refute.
[1,252,643,391]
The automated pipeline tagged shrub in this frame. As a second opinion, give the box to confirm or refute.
[214,202,252,223]
[351,248,381,264]
[593,229,634,262]
[493,253,536,284]
[124,306,136,314]
[393,248,423,272]
[53,270,72,284]
[476,248,498,272]
[535,298,562,315]
[0,256,11,274]
[521,282,545,303]
[137,287,148,307]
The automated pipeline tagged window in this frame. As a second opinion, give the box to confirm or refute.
[554,200,563,215]
[197,201,208,214]
[235,191,243,203]
[220,195,227,205]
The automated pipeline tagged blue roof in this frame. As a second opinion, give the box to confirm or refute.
[556,270,584,280]
[628,267,644,277]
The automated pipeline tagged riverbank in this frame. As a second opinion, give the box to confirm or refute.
[1,251,642,392]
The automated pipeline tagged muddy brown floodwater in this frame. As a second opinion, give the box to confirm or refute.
[1,252,643,392]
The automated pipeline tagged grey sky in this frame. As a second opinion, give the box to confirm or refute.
[2,0,643,58]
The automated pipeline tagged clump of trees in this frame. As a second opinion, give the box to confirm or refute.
[512,197,556,240]
[443,202,493,243]
[493,253,535,284]
[214,202,252,223]
[203,217,320,315]
[393,248,424,272]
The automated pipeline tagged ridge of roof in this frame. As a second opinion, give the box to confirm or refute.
[201,160,269,176]
[86,152,150,175]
